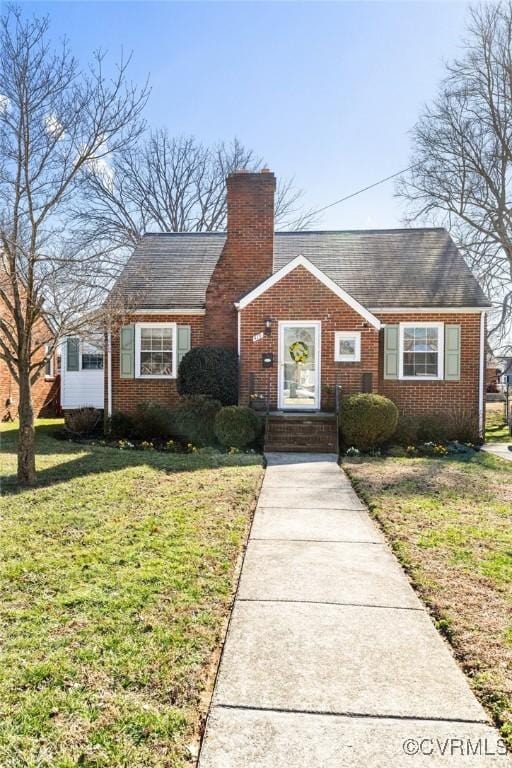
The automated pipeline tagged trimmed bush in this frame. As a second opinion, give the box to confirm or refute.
[65,407,102,436]
[107,411,137,440]
[177,346,238,406]
[340,394,398,451]
[174,395,222,447]
[214,406,262,449]
[135,401,176,440]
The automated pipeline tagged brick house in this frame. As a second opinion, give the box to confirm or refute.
[0,290,59,421]
[105,169,490,447]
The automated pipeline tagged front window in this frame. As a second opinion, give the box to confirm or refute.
[334,331,361,362]
[399,323,444,380]
[135,323,176,378]
[81,343,103,370]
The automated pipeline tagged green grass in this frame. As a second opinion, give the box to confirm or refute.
[344,451,512,748]
[486,402,511,443]
[0,420,263,767]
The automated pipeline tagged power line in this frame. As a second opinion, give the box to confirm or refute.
[309,165,415,218]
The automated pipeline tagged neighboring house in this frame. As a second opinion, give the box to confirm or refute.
[105,169,491,438]
[0,286,59,421]
[60,336,104,410]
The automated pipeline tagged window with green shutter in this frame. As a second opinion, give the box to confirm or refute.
[66,337,79,371]
[398,322,444,380]
[444,324,461,381]
[177,325,191,368]
[383,325,399,379]
[120,325,135,379]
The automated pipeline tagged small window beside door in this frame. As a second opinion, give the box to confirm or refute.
[334,331,361,362]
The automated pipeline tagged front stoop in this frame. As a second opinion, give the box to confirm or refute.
[264,413,338,453]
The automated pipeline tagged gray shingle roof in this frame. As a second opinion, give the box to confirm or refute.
[115,228,490,310]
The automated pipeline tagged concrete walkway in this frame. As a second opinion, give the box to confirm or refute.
[482,442,512,462]
[198,454,510,767]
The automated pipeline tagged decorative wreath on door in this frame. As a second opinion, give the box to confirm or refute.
[289,340,310,364]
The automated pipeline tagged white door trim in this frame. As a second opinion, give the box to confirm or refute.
[278,320,321,410]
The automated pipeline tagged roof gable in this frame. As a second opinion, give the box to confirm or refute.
[236,255,382,329]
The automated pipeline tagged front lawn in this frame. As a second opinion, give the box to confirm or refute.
[344,451,512,747]
[0,420,263,767]
[486,401,511,443]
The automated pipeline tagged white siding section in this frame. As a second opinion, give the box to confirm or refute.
[60,339,104,410]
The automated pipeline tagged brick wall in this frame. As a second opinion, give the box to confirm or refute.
[0,296,59,420]
[204,170,275,349]
[0,357,59,420]
[108,313,205,414]
[376,311,482,419]
[239,267,483,421]
[239,266,380,411]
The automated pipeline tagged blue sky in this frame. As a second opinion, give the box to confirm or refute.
[22,1,470,229]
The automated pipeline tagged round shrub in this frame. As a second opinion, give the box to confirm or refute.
[174,395,222,447]
[177,347,238,406]
[214,406,262,449]
[107,410,136,439]
[135,401,176,440]
[340,394,398,452]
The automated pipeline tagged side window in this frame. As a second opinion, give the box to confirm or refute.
[334,331,361,362]
[399,323,444,380]
[81,343,103,370]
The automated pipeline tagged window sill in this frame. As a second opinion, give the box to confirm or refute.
[136,375,176,380]
[335,358,361,363]
[399,376,443,382]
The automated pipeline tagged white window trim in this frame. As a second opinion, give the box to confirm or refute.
[399,321,444,381]
[334,331,361,362]
[135,322,177,379]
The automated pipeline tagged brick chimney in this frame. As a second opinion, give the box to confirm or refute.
[204,169,276,349]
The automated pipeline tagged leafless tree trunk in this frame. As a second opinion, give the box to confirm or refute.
[0,6,148,484]
[396,2,512,355]
[78,131,318,253]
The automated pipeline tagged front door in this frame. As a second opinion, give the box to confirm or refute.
[278,321,321,410]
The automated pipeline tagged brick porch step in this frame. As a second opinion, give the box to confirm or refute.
[264,413,338,453]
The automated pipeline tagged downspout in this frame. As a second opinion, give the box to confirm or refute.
[107,329,112,418]
[479,311,485,440]
[236,305,241,405]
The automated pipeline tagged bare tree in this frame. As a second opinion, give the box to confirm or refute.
[396,2,512,355]
[78,131,318,252]
[0,6,148,484]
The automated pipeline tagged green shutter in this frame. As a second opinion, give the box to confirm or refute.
[120,325,135,379]
[177,325,191,368]
[383,325,399,379]
[444,324,461,381]
[66,337,79,371]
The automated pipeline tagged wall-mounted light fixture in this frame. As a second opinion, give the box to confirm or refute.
[264,317,272,336]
